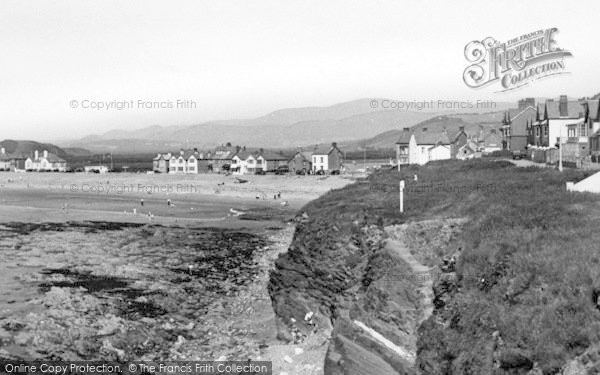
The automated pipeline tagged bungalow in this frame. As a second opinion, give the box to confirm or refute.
[25,150,67,172]
[312,142,344,174]
[396,128,452,165]
[152,153,172,173]
[288,151,312,174]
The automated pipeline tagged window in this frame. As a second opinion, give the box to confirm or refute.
[320,157,323,163]
[580,122,587,137]
[188,166,195,171]
[544,126,548,136]
[568,127,576,137]
[536,127,540,137]
[257,159,262,164]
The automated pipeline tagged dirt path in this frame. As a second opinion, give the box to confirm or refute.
[384,235,434,326]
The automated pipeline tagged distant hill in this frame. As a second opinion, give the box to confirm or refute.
[58,98,513,153]
[0,140,91,159]
[338,112,504,151]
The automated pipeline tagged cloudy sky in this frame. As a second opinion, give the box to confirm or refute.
[1,0,599,140]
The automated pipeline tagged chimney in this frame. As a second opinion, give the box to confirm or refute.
[259,147,264,154]
[331,142,337,148]
[193,147,198,153]
[422,128,427,132]
[459,126,465,132]
[180,148,184,155]
[0,147,4,154]
[403,127,410,132]
[34,150,39,160]
[43,150,48,158]
[559,95,568,117]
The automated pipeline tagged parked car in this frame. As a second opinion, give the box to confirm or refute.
[275,165,290,175]
[255,170,266,175]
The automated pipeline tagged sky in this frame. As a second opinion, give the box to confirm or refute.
[1,0,599,141]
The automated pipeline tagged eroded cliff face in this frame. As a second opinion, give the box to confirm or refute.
[268,211,467,375]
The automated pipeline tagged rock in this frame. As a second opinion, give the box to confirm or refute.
[283,355,293,364]
[294,347,304,355]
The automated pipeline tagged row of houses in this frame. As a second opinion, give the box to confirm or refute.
[395,125,502,165]
[500,96,600,160]
[0,148,67,172]
[152,143,345,175]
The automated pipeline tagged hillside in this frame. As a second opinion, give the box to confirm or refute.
[0,140,89,159]
[339,112,503,151]
[59,99,513,153]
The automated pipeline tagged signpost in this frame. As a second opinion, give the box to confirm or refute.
[399,180,405,213]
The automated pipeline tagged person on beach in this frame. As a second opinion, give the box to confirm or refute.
[140,198,144,207]
[167,198,171,207]
[277,191,281,199]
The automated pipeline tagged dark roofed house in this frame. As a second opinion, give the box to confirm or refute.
[500,103,537,151]
[531,95,586,148]
[288,150,313,174]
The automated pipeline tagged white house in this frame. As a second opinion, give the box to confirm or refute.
[396,128,452,165]
[231,150,253,175]
[168,149,200,174]
[311,143,343,174]
[25,150,67,172]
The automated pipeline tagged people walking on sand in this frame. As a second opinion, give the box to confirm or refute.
[277,191,281,199]
[140,198,144,207]
[167,198,171,207]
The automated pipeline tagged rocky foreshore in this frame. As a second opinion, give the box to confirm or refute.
[0,221,297,363]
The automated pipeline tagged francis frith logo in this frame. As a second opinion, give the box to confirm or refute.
[463,27,572,92]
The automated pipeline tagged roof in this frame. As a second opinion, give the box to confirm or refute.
[232,150,253,160]
[544,99,586,118]
[30,152,65,163]
[293,151,313,161]
[312,144,342,155]
[507,106,537,136]
[258,151,288,161]
[585,99,600,121]
[397,130,451,145]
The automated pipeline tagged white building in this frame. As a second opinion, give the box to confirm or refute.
[84,165,109,174]
[25,150,67,172]
[168,149,200,174]
[396,128,452,165]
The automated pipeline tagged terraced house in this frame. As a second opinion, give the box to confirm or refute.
[168,149,200,174]
[529,96,586,148]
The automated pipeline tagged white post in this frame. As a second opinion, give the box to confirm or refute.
[559,126,563,172]
[399,180,405,213]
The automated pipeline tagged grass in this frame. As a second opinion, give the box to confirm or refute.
[285,158,600,373]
